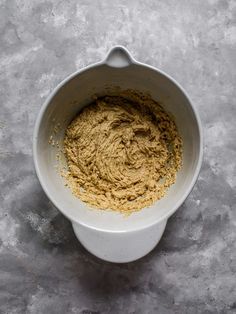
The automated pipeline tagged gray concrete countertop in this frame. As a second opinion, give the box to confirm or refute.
[0,0,236,313]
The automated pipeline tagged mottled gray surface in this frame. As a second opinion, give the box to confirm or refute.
[0,0,236,313]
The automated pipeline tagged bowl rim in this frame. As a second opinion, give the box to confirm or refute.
[33,47,203,234]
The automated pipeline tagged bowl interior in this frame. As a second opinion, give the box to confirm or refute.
[34,63,202,232]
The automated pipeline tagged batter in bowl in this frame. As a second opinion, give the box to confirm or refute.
[63,90,182,213]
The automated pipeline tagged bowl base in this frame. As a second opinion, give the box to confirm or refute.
[72,219,167,263]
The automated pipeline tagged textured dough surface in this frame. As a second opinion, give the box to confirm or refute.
[63,91,182,213]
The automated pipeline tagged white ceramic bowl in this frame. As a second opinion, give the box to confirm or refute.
[33,46,203,263]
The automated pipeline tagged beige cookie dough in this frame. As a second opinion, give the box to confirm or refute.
[63,90,182,213]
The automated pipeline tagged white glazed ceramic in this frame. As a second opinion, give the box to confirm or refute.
[33,46,203,263]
